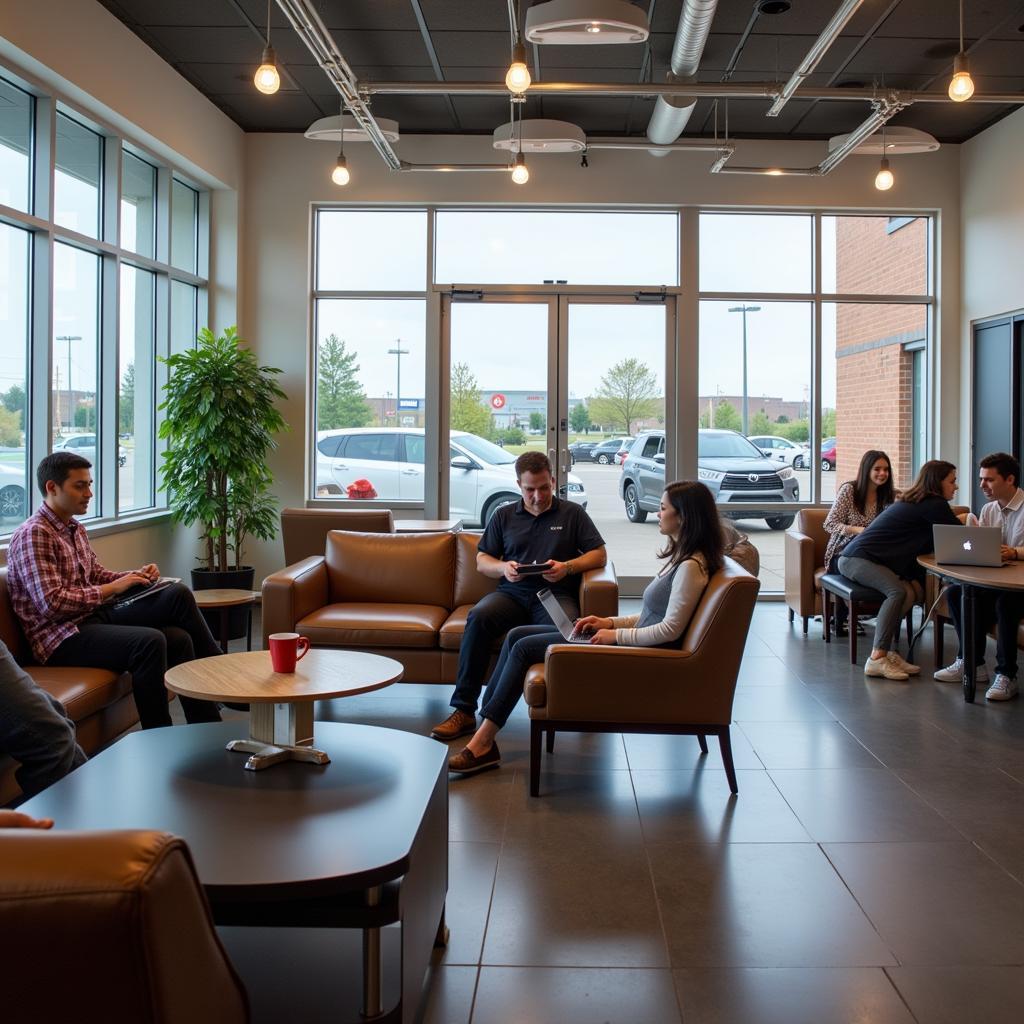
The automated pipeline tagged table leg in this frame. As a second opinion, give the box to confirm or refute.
[225,701,331,770]
[962,583,976,703]
[219,608,230,655]
[363,886,383,1019]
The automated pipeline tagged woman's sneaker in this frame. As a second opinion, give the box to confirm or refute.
[864,654,909,680]
[985,674,1019,701]
[933,658,989,683]
[889,652,920,676]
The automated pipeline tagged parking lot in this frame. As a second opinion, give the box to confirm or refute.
[572,462,835,593]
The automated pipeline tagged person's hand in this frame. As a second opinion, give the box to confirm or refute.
[541,561,569,582]
[0,810,53,829]
[588,628,618,645]
[846,525,864,537]
[504,561,523,582]
[575,615,613,632]
[113,572,152,594]
[138,563,160,581]
[1002,545,1017,561]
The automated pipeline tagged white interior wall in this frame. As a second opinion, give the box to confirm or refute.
[242,132,962,582]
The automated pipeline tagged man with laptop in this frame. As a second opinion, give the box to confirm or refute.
[430,450,606,741]
[934,452,1024,700]
[6,452,223,730]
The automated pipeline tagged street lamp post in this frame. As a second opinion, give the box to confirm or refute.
[55,335,82,432]
[387,342,409,422]
[726,306,761,435]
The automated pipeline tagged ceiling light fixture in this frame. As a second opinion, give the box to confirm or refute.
[511,152,530,184]
[305,114,400,144]
[874,122,893,190]
[253,0,280,95]
[331,100,350,185]
[948,0,974,102]
[492,119,587,152]
[506,42,532,94]
[524,0,650,45]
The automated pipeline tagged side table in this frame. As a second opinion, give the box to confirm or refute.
[193,588,261,653]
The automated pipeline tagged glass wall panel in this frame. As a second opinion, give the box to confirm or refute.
[0,223,30,526]
[0,77,32,213]
[170,280,198,355]
[171,179,198,273]
[54,112,102,238]
[313,299,426,502]
[822,215,928,295]
[317,210,427,291]
[699,213,812,293]
[119,265,155,511]
[52,242,101,515]
[121,151,156,259]
[822,302,928,494]
[435,211,679,286]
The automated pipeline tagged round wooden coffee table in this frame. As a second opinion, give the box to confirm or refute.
[165,649,403,770]
[192,588,261,652]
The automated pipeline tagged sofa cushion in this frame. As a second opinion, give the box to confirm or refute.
[297,604,449,648]
[439,605,505,652]
[25,666,132,721]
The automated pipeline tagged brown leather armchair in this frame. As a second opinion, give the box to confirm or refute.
[524,558,760,797]
[280,507,395,564]
[0,829,248,1023]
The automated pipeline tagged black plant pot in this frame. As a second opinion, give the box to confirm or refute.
[191,566,255,642]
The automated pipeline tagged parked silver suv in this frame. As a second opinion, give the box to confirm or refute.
[619,429,799,530]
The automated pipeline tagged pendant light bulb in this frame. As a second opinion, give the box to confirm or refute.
[254,46,280,94]
[948,54,974,102]
[505,42,531,94]
[511,152,529,185]
[331,152,350,186]
[874,156,894,191]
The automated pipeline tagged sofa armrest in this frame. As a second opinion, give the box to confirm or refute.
[784,529,818,618]
[579,562,618,618]
[261,556,329,646]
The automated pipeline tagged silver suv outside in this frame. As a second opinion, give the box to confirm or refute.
[619,429,799,530]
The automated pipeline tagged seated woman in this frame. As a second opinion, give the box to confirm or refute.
[448,480,724,775]
[838,459,961,681]
[823,449,896,636]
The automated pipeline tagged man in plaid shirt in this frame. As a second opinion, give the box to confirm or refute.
[6,452,222,730]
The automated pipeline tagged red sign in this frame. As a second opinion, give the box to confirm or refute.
[490,393,506,409]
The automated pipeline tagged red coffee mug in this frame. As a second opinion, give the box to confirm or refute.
[269,632,310,673]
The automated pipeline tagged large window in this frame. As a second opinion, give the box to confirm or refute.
[0,68,208,534]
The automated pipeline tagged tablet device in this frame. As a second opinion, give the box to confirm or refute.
[515,561,552,576]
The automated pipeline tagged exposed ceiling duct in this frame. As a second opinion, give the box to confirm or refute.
[646,0,720,147]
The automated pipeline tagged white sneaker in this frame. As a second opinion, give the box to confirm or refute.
[889,651,921,676]
[985,674,1019,701]
[865,654,908,680]
[934,658,989,683]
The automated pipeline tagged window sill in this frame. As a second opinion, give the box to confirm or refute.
[1,507,175,555]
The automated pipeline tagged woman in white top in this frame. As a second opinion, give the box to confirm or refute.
[448,481,725,774]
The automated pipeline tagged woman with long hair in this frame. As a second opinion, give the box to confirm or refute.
[839,459,961,680]
[448,480,725,775]
[823,450,896,636]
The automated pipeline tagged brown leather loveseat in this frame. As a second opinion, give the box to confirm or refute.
[1,568,137,805]
[262,529,618,683]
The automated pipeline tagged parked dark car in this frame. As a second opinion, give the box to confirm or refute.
[588,437,633,465]
[568,441,598,465]
[619,429,799,530]
[820,438,837,471]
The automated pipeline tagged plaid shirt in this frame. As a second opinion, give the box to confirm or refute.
[6,503,129,664]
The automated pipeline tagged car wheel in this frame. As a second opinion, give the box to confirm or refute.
[624,483,648,523]
[793,455,803,470]
[483,493,520,526]
[597,454,610,465]
[821,458,832,472]
[765,514,795,530]
[0,484,25,519]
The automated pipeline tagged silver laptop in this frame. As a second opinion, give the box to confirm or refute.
[537,588,592,644]
[933,525,1004,567]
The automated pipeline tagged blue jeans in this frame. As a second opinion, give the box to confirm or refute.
[480,625,564,728]
[0,639,86,799]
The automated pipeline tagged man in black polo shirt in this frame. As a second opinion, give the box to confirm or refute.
[431,451,606,740]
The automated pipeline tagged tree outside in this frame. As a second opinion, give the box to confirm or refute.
[450,361,493,437]
[749,410,773,436]
[528,411,544,431]
[569,401,591,434]
[1,384,26,431]
[317,334,373,430]
[588,358,659,435]
[119,363,135,436]
[0,406,21,446]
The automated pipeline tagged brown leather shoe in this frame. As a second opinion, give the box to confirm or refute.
[448,742,501,774]
[430,709,477,741]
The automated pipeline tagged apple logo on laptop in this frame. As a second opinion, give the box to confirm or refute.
[963,540,972,551]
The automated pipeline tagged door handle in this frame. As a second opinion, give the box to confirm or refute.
[401,469,419,475]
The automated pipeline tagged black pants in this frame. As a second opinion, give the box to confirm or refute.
[947,585,1024,679]
[48,583,222,729]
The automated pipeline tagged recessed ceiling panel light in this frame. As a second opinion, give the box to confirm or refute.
[525,0,650,45]
[305,114,400,143]
[827,126,940,156]
[493,119,587,153]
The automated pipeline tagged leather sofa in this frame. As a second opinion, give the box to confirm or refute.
[0,828,249,1023]
[280,507,395,564]
[262,529,618,683]
[1,568,137,805]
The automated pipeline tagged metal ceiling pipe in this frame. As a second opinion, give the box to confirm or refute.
[646,0,720,146]
[766,0,868,117]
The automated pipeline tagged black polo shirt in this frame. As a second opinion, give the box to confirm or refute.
[478,497,605,601]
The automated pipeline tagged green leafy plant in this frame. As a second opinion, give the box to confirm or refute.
[159,326,287,572]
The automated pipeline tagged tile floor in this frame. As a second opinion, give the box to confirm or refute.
[210,605,1024,1022]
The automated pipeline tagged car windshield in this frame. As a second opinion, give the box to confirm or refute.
[698,433,765,459]
[454,433,517,465]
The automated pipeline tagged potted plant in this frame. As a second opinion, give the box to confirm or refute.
[159,326,286,635]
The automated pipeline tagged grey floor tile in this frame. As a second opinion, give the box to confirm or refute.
[470,967,681,1024]
[736,658,806,687]
[768,769,964,842]
[482,839,668,967]
[836,715,981,770]
[731,686,835,722]
[674,967,915,1024]
[976,835,1024,885]
[633,769,811,844]
[624,728,763,771]
[887,966,1024,1024]
[648,843,896,967]
[448,769,513,844]
[738,720,883,769]
[824,841,1024,966]
[421,965,477,1024]
[442,843,499,966]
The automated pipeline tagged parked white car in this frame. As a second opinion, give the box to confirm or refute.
[747,434,810,469]
[53,433,128,468]
[315,427,587,527]
[0,460,27,519]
